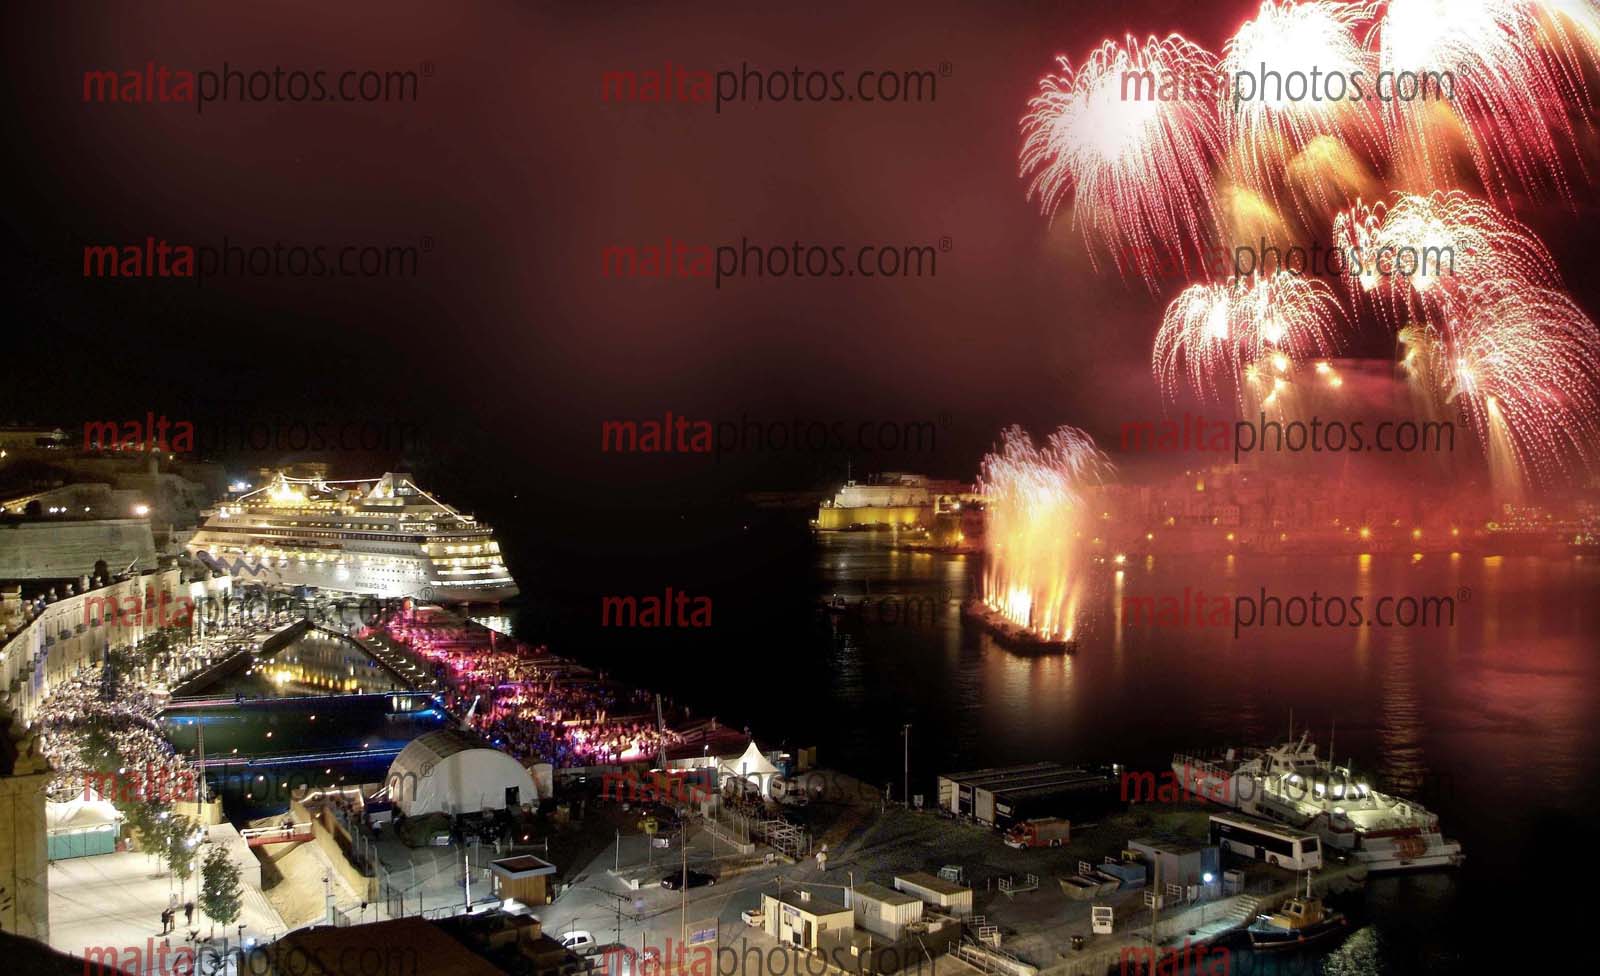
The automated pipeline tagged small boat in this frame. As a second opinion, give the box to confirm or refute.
[1246,875,1350,953]
[817,579,873,616]
[816,594,865,615]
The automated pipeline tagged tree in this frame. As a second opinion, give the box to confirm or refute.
[199,845,242,937]
[154,814,202,896]
[123,800,165,849]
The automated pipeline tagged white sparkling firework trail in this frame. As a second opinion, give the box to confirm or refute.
[1402,280,1600,482]
[1222,0,1386,217]
[1529,1,1600,111]
[1020,35,1225,285]
[1331,190,1562,325]
[1367,0,1587,205]
[1154,272,1349,408]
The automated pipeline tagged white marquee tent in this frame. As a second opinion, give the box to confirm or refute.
[46,788,124,858]
[386,729,538,817]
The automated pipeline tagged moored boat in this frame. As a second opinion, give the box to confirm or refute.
[1172,730,1463,873]
[1247,876,1350,952]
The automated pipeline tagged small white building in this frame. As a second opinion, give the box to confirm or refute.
[847,882,923,940]
[894,872,972,917]
[763,890,853,949]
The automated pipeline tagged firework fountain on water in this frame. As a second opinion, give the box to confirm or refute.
[978,426,1111,643]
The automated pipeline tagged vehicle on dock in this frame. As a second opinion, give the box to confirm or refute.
[1003,816,1071,848]
[661,870,716,890]
[1247,876,1350,952]
[1210,813,1323,870]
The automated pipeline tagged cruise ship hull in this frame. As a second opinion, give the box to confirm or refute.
[186,472,519,605]
[187,551,519,603]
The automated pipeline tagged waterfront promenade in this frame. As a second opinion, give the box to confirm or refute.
[49,848,288,975]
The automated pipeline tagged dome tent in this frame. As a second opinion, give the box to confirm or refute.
[386,729,537,817]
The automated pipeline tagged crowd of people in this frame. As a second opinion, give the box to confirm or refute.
[365,608,686,768]
[36,594,695,809]
[36,659,190,804]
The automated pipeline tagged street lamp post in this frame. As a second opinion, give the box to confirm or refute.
[902,724,911,809]
[679,819,689,949]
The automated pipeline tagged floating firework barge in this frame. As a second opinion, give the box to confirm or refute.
[962,599,1077,653]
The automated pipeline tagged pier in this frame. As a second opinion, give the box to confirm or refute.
[1037,857,1368,976]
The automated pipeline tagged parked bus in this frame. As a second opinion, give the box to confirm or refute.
[1209,813,1322,870]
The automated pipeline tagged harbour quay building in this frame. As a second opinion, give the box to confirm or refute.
[936,762,1120,829]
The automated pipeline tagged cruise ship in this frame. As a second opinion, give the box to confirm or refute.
[1172,734,1463,873]
[186,472,518,602]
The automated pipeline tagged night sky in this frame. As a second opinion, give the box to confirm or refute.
[6,0,1600,519]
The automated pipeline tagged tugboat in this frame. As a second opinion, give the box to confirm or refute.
[1246,875,1350,953]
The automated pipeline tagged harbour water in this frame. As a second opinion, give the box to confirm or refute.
[489,512,1600,973]
[162,629,448,819]
[155,511,1598,970]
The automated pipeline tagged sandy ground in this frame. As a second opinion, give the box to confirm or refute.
[257,841,369,930]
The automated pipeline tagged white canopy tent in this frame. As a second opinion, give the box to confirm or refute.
[46,788,125,858]
[720,740,780,798]
[46,789,123,833]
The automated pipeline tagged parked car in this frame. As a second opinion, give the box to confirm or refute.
[561,931,599,955]
[661,870,716,890]
[740,909,765,927]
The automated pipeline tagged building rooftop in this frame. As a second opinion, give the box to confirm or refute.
[850,882,920,907]
[492,855,557,878]
[772,889,849,915]
[269,917,506,976]
[1128,838,1216,856]
[938,762,1068,788]
[895,873,968,897]
[990,770,1114,801]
